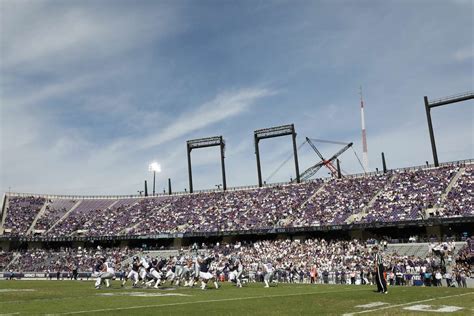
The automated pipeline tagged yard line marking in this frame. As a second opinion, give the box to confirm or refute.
[56,288,362,315]
[404,304,463,312]
[342,292,474,316]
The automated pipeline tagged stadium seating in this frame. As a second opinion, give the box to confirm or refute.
[0,250,14,270]
[5,247,137,273]
[288,174,388,226]
[1,163,472,238]
[438,165,474,217]
[358,166,459,223]
[3,196,46,236]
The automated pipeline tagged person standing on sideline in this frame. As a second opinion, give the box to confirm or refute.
[373,246,388,294]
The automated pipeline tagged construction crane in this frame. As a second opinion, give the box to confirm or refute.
[265,136,364,183]
[297,138,353,181]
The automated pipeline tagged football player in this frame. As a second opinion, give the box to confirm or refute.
[93,256,114,289]
[122,256,141,288]
[198,254,219,290]
[229,256,244,288]
[144,257,162,288]
[263,259,275,288]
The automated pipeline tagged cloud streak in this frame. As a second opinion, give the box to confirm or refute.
[137,88,275,150]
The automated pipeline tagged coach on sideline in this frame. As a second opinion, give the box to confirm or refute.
[373,246,388,294]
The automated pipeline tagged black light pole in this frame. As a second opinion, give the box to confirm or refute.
[254,124,300,187]
[424,92,473,167]
[153,171,156,196]
[336,159,342,179]
[186,136,227,193]
[381,152,387,173]
[149,162,161,197]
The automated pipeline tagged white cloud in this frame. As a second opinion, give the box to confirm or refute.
[453,48,473,62]
[0,1,180,72]
[136,88,275,150]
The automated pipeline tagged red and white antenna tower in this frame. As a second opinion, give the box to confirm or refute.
[360,87,369,172]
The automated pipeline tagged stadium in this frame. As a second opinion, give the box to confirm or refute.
[1,1,473,315]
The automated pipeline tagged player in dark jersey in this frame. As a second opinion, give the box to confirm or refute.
[144,257,162,288]
[93,257,106,289]
[229,256,244,287]
[198,255,219,290]
[122,256,141,288]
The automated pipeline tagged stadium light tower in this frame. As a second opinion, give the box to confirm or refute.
[424,91,473,167]
[148,162,161,196]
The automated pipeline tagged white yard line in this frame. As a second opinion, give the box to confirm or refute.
[342,292,474,316]
[56,288,360,315]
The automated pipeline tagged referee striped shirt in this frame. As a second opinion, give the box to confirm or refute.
[375,252,383,265]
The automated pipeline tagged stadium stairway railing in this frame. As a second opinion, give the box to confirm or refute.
[427,167,466,216]
[0,194,8,235]
[45,200,83,234]
[26,202,50,235]
[386,242,466,258]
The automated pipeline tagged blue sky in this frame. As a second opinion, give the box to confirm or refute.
[0,0,472,195]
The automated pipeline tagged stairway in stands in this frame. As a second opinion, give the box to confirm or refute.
[26,202,50,235]
[4,252,20,271]
[424,167,465,217]
[345,173,395,224]
[386,242,466,258]
[45,200,83,234]
[279,181,328,226]
[0,194,9,235]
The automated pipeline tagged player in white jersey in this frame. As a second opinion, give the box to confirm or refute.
[263,260,275,288]
[186,255,201,288]
[102,259,115,288]
[94,257,114,289]
[229,256,244,288]
[180,257,192,287]
[139,257,150,284]
[174,254,185,286]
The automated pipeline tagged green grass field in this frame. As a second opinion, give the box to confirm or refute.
[0,281,472,315]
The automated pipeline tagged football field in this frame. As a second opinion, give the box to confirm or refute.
[0,281,473,315]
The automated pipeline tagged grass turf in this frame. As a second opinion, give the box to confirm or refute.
[0,280,473,315]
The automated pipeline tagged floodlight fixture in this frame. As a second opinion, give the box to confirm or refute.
[148,161,162,196]
[148,162,162,173]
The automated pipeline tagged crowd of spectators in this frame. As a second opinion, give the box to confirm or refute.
[3,196,45,235]
[1,164,472,237]
[46,181,322,237]
[1,237,470,288]
[288,174,388,226]
[206,238,471,287]
[358,166,458,223]
[34,199,77,231]
[0,250,13,270]
[438,165,474,218]
[4,246,138,274]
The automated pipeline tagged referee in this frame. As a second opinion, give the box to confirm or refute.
[373,246,388,294]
